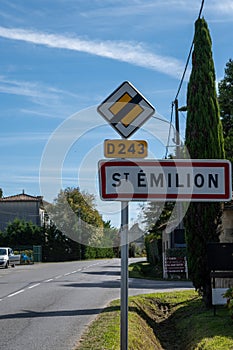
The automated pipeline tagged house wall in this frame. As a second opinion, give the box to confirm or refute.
[216,205,233,288]
[0,201,41,231]
[162,229,171,254]
[220,208,233,243]
[162,204,233,284]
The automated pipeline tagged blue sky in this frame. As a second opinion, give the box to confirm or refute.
[1,0,233,227]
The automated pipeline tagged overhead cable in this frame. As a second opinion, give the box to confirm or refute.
[164,0,205,158]
[174,0,205,101]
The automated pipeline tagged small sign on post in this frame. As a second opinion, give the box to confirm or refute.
[104,139,148,158]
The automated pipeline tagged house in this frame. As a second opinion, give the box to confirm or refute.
[217,199,233,288]
[0,191,45,231]
[162,198,233,280]
[128,223,145,253]
[162,199,233,253]
[220,199,233,243]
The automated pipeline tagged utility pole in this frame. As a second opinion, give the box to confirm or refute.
[174,99,180,158]
[174,99,184,232]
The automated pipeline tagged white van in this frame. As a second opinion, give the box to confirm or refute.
[0,247,21,268]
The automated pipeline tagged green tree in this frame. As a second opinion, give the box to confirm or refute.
[218,58,233,184]
[47,187,104,248]
[84,220,117,259]
[46,187,116,260]
[142,201,175,238]
[185,18,225,307]
[42,223,80,262]
[3,218,43,247]
[142,201,175,264]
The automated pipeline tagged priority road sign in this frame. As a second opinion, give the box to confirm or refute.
[97,81,155,138]
[98,159,232,201]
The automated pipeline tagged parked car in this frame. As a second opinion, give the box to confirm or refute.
[0,247,21,268]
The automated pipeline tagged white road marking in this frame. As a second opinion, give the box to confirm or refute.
[28,283,40,289]
[7,289,25,298]
[1,262,111,302]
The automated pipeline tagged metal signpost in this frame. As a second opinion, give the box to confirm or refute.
[97,81,232,350]
[98,81,155,350]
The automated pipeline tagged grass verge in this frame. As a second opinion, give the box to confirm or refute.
[128,261,163,280]
[76,290,233,350]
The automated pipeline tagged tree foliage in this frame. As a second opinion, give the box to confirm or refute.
[0,218,43,247]
[47,187,104,247]
[218,58,233,184]
[142,201,175,238]
[45,187,117,260]
[0,187,118,261]
[142,201,175,265]
[185,18,225,307]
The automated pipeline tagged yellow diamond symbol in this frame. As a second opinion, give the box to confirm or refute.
[97,81,155,138]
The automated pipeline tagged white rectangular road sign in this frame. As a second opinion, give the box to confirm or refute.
[98,159,232,201]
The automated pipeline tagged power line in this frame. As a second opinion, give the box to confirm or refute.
[198,0,205,20]
[164,0,205,158]
[175,0,205,101]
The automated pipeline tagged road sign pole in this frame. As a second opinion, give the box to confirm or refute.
[120,200,129,350]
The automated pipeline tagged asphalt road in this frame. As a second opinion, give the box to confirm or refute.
[0,259,193,350]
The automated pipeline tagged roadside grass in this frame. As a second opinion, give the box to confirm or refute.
[128,261,163,280]
[76,290,233,350]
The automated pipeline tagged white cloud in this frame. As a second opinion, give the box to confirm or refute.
[0,132,50,145]
[81,0,197,18]
[0,26,188,80]
[209,0,233,14]
[0,75,79,99]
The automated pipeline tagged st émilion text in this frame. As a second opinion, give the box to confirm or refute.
[112,170,219,189]
[98,159,231,201]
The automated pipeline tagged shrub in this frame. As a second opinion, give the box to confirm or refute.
[223,287,233,319]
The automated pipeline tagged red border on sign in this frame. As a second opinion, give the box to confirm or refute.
[99,160,231,201]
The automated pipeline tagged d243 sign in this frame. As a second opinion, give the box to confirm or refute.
[104,139,147,158]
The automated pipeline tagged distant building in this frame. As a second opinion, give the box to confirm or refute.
[220,199,233,243]
[129,223,145,253]
[218,198,233,288]
[162,198,233,280]
[0,191,45,231]
[162,198,233,255]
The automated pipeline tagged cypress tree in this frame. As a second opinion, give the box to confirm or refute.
[218,59,233,185]
[185,18,225,307]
